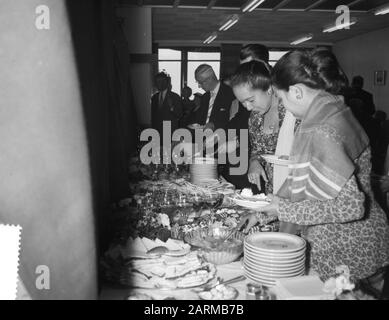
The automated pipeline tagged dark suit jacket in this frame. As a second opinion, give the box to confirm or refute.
[151,90,183,134]
[195,82,235,131]
[220,102,255,190]
[346,88,376,116]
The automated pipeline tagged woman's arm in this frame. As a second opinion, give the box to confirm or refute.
[278,175,365,226]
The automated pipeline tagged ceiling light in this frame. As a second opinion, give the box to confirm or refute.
[242,0,266,13]
[323,18,357,33]
[219,15,240,31]
[375,5,389,15]
[291,34,313,45]
[203,32,217,44]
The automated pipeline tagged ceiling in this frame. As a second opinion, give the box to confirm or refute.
[119,0,389,46]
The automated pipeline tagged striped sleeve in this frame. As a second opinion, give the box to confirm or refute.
[286,126,357,202]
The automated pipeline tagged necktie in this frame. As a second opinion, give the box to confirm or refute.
[206,91,216,123]
[159,92,164,107]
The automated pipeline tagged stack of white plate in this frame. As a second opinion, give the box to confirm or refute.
[244,232,306,287]
[190,157,218,185]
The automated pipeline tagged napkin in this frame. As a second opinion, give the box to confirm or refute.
[274,275,333,300]
[0,224,22,300]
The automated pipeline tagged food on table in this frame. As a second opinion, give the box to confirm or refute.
[184,227,245,265]
[241,188,253,197]
[198,284,238,300]
[231,190,269,203]
[128,252,217,289]
[120,236,191,259]
[189,235,242,251]
[126,293,154,300]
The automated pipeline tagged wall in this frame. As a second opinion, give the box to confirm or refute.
[117,7,153,126]
[334,26,389,113]
[0,0,97,299]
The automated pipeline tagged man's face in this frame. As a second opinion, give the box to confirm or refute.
[240,56,253,65]
[156,77,168,91]
[195,73,215,92]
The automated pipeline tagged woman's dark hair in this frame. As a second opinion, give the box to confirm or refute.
[272,49,348,95]
[230,60,272,91]
[240,44,269,63]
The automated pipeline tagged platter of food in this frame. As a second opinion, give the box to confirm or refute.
[127,252,217,289]
[102,236,218,290]
[261,154,294,166]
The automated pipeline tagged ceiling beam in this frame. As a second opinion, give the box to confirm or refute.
[173,0,181,8]
[207,0,218,10]
[273,0,294,11]
[305,0,328,11]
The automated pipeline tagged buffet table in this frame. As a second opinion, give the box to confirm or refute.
[100,261,323,300]
[100,155,334,300]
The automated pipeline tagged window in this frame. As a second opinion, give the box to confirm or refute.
[158,48,221,98]
[158,49,182,95]
[269,50,289,67]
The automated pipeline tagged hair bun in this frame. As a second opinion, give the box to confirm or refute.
[272,49,348,95]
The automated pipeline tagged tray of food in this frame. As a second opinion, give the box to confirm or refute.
[102,237,217,290]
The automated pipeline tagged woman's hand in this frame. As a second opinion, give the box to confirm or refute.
[379,176,389,193]
[237,213,258,233]
[256,194,280,217]
[248,159,268,190]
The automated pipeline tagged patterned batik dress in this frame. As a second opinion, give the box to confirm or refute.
[278,148,389,281]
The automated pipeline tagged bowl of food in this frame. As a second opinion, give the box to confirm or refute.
[198,284,239,300]
[184,226,244,265]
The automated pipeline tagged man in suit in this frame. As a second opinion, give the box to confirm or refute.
[350,75,376,116]
[193,64,235,131]
[151,72,183,135]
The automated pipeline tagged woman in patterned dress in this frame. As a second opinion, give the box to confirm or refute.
[230,60,298,194]
[239,49,389,283]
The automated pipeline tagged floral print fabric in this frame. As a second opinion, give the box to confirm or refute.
[278,148,389,281]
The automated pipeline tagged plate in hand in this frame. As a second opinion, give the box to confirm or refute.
[261,154,293,166]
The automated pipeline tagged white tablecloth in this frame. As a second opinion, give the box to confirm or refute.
[99,260,321,300]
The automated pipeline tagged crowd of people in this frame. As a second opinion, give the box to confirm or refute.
[149,44,389,298]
